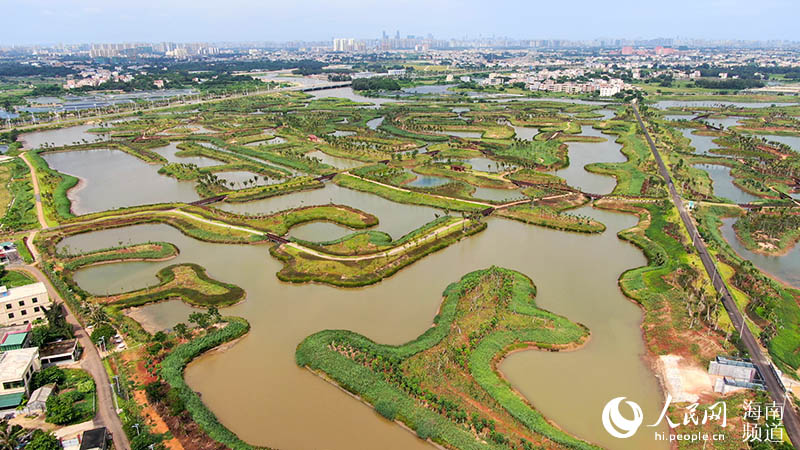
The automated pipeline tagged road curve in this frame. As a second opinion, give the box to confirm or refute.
[17,151,131,450]
[632,103,800,448]
[17,266,131,450]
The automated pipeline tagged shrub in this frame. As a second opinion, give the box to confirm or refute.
[375,399,398,421]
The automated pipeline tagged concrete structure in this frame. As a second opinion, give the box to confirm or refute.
[80,428,110,450]
[0,242,20,265]
[0,347,41,410]
[40,339,80,366]
[0,324,32,352]
[24,383,54,413]
[0,282,51,326]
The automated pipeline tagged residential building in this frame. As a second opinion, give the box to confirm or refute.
[0,282,51,326]
[40,339,80,366]
[0,347,41,409]
[0,324,31,351]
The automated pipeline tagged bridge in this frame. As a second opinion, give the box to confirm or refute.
[300,83,352,92]
[188,195,227,206]
[510,180,604,200]
[265,233,290,244]
[315,173,336,181]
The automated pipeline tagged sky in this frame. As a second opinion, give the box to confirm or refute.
[2,0,799,45]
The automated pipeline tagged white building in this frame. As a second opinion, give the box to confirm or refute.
[0,347,41,410]
[0,282,51,327]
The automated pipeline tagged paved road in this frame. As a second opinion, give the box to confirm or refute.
[17,265,130,450]
[15,151,131,450]
[632,103,800,448]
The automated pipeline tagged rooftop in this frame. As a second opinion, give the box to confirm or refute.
[0,392,24,409]
[0,347,38,380]
[28,383,54,404]
[80,428,108,450]
[0,282,47,300]
[0,332,27,348]
[40,339,77,358]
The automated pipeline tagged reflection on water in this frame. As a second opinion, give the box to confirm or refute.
[681,129,720,156]
[153,142,223,167]
[306,150,364,170]
[655,100,795,109]
[693,164,760,204]
[21,124,107,150]
[42,149,200,214]
[720,218,800,288]
[553,125,625,195]
[366,116,384,130]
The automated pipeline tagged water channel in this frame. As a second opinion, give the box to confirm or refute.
[37,116,672,450]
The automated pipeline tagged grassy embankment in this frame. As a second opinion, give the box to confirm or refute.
[0,158,38,231]
[732,210,800,255]
[39,203,378,248]
[334,173,487,212]
[694,205,800,375]
[296,267,595,450]
[160,317,255,450]
[272,216,486,287]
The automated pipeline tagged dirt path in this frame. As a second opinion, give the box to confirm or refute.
[19,152,48,229]
[284,218,470,261]
[16,265,131,450]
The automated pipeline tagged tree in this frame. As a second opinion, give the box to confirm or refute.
[26,430,60,450]
[144,381,165,404]
[188,312,210,329]
[31,366,66,391]
[172,323,191,340]
[45,394,76,425]
[90,324,115,347]
[207,306,221,323]
[166,389,185,416]
[0,420,25,450]
[83,303,109,327]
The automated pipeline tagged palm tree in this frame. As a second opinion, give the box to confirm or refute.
[0,420,25,450]
[83,303,109,327]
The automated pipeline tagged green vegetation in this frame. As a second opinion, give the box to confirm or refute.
[733,209,800,255]
[41,368,96,426]
[273,216,486,287]
[25,151,77,224]
[335,173,486,212]
[0,267,35,287]
[352,78,401,91]
[296,267,594,449]
[0,158,37,231]
[160,317,253,450]
[91,263,245,308]
[60,241,179,269]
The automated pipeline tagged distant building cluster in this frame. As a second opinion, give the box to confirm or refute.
[63,68,133,89]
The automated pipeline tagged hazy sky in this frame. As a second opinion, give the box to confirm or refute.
[3,0,799,45]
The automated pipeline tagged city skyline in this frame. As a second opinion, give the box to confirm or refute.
[2,0,799,45]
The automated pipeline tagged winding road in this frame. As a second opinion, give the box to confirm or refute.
[14,151,131,450]
[633,103,800,448]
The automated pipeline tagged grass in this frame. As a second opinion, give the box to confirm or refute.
[60,241,179,270]
[159,317,254,450]
[0,158,38,231]
[272,217,487,287]
[296,267,595,449]
[91,263,245,308]
[334,173,486,212]
[26,151,78,225]
[0,268,35,287]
